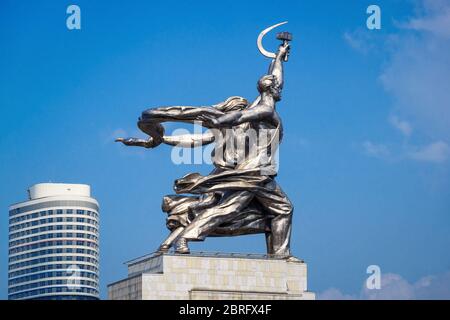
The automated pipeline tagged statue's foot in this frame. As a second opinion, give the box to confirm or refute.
[271,253,301,261]
[286,256,304,263]
[157,244,170,253]
[175,237,190,254]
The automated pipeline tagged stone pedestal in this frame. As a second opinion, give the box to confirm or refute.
[108,253,315,300]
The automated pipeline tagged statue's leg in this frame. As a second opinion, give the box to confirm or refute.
[175,190,254,253]
[270,212,292,257]
[158,227,184,252]
[265,232,274,255]
[255,181,293,258]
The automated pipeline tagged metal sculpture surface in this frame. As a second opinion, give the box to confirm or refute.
[117,22,294,258]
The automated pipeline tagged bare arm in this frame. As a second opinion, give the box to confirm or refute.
[161,131,215,147]
[211,44,289,128]
[115,137,155,148]
[141,106,224,128]
[117,102,229,148]
[268,42,289,90]
[212,105,274,127]
[115,131,215,149]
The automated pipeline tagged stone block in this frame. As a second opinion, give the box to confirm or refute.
[108,253,315,300]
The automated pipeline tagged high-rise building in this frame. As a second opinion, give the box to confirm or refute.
[8,183,100,300]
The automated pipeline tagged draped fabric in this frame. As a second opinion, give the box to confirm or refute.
[139,97,291,255]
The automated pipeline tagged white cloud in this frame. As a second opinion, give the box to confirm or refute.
[361,273,415,299]
[362,138,449,163]
[379,0,450,140]
[362,141,390,159]
[389,115,413,137]
[407,140,449,163]
[403,0,450,38]
[318,287,356,300]
[343,29,376,54]
[414,271,450,299]
[362,271,450,299]
[318,270,450,300]
[348,1,450,164]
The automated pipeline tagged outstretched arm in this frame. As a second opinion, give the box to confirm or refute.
[211,105,274,127]
[141,105,224,129]
[115,137,155,148]
[161,131,215,147]
[116,131,215,149]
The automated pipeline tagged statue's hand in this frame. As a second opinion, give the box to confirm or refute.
[210,117,220,127]
[115,137,157,148]
[277,42,290,60]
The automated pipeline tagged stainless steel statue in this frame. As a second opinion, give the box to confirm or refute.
[116,22,294,258]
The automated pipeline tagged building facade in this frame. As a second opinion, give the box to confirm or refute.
[8,183,100,300]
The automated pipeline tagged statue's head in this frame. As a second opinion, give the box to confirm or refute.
[257,75,281,101]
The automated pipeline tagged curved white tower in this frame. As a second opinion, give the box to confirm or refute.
[8,183,100,300]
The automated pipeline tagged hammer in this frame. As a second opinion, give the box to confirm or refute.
[276,31,292,61]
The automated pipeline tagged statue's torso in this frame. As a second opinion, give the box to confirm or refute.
[212,109,282,175]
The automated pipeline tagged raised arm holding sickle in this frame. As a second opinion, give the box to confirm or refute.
[210,41,290,128]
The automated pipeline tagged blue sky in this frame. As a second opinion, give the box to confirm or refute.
[1,0,449,299]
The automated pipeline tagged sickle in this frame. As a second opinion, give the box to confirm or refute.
[257,21,288,58]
